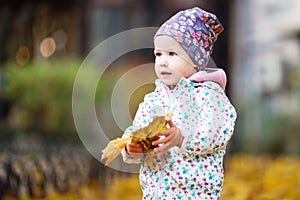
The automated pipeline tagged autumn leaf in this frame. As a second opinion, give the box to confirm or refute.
[101,113,172,166]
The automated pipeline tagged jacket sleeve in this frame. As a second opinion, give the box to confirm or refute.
[121,93,158,164]
[179,84,237,156]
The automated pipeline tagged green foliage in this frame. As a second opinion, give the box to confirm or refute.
[1,59,111,136]
[235,96,300,155]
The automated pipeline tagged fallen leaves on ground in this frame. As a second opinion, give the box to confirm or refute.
[4,154,299,200]
[222,154,300,200]
[96,154,300,200]
[104,154,300,200]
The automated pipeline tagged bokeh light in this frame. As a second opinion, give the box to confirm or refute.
[16,46,30,66]
[53,29,67,49]
[40,37,56,58]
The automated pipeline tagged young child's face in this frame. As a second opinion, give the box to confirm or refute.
[154,36,197,86]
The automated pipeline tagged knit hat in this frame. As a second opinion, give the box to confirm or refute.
[154,7,224,70]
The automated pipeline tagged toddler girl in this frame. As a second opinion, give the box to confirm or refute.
[122,7,237,200]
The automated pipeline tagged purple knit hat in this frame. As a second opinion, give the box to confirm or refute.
[154,7,224,70]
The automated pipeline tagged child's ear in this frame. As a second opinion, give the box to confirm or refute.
[193,65,198,71]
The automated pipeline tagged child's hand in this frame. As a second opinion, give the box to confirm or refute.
[151,120,183,155]
[126,141,144,159]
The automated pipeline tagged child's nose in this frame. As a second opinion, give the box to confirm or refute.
[158,56,168,67]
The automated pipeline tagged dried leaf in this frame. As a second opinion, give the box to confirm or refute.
[100,113,172,166]
[101,137,131,166]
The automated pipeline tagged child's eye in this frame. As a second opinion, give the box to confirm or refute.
[169,52,177,56]
[154,52,161,57]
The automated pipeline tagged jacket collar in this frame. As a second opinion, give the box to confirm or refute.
[155,77,223,97]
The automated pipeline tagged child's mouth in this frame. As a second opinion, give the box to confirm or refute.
[161,71,172,75]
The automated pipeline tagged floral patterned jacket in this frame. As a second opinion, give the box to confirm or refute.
[122,78,237,200]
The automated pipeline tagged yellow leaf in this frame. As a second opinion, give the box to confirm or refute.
[100,113,172,166]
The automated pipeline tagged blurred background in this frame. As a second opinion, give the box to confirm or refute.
[0,0,300,199]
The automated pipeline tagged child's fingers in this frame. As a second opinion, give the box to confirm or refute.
[129,147,144,153]
[155,126,177,137]
[128,148,143,154]
[152,127,181,153]
[127,142,143,153]
[153,143,170,154]
[152,134,170,146]
[129,142,142,148]
[154,135,160,140]
[152,130,171,146]
[167,120,176,127]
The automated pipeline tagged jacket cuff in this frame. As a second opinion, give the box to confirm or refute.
[122,145,144,164]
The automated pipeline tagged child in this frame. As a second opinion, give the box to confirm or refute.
[122,7,237,199]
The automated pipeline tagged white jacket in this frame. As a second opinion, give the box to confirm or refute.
[122,78,237,200]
